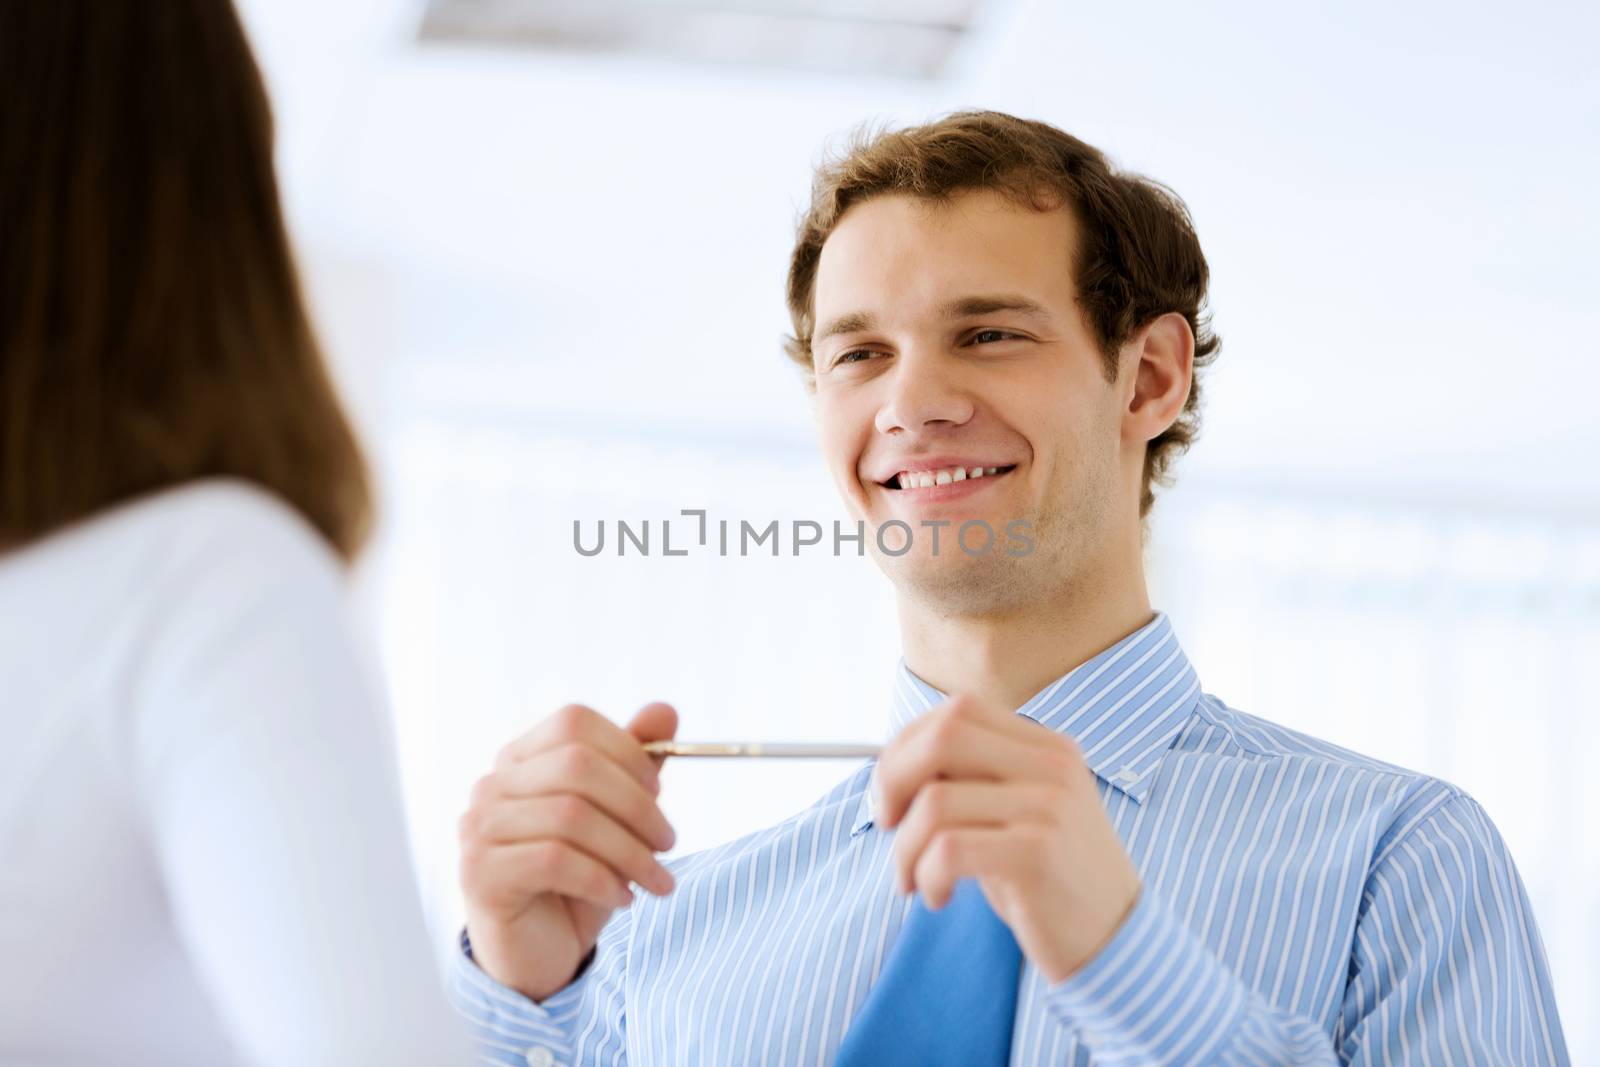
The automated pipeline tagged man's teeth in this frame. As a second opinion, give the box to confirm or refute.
[894,466,1004,490]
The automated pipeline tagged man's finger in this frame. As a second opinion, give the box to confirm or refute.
[494,743,677,852]
[877,710,1073,828]
[467,795,676,896]
[473,839,635,912]
[496,702,668,795]
[910,827,1013,911]
[626,701,679,783]
[889,780,1053,893]
[891,692,1042,748]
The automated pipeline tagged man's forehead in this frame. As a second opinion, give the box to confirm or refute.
[812,192,1078,327]
[826,188,1068,244]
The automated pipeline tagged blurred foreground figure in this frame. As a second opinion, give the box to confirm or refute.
[0,2,469,1062]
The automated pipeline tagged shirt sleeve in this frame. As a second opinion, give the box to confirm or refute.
[449,903,633,1066]
[1336,793,1569,1065]
[1042,884,1334,1064]
[1041,792,1571,1066]
[130,495,473,1065]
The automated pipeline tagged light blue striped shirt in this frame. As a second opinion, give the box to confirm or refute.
[451,611,1570,1065]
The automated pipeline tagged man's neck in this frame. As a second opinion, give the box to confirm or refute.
[896,573,1155,715]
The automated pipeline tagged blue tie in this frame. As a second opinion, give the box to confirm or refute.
[834,877,1022,1066]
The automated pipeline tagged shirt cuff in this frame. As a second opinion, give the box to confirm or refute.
[448,928,586,1066]
[1043,886,1249,1065]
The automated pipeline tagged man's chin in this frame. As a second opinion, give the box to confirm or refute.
[872,543,1034,615]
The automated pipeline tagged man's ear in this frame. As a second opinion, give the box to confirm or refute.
[1124,312,1194,443]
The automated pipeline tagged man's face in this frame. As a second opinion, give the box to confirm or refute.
[809,188,1132,614]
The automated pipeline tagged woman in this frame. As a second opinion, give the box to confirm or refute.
[0,2,469,1062]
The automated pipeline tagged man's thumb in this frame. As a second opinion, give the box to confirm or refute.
[627,701,679,744]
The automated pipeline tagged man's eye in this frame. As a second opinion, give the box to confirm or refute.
[835,349,877,366]
[971,329,1019,345]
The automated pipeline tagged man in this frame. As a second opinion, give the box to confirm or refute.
[449,112,1569,1065]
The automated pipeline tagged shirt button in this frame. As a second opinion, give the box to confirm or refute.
[524,1047,554,1067]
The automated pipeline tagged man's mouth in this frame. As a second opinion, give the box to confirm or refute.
[878,465,1017,491]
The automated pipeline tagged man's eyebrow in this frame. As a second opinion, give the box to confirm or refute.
[815,311,876,345]
[814,295,1052,346]
[938,294,1053,320]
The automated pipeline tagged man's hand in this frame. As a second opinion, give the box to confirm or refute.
[459,702,680,1002]
[875,694,1143,984]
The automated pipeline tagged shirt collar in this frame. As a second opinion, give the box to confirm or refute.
[852,610,1202,837]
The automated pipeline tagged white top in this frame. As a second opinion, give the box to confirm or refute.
[0,481,470,1065]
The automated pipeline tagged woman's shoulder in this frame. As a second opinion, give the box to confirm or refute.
[0,481,367,785]
[110,483,374,770]
[117,477,336,556]
[1,478,349,630]
[128,479,352,614]
[66,478,337,575]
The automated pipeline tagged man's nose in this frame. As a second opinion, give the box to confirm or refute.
[873,350,975,435]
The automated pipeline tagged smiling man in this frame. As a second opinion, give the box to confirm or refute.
[449,112,1570,1065]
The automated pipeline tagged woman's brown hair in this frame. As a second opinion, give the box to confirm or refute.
[785,111,1220,521]
[0,0,372,560]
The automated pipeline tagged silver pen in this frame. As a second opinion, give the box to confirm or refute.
[643,741,882,759]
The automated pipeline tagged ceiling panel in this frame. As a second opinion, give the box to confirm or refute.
[419,0,988,78]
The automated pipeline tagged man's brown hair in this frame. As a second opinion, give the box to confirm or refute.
[785,110,1220,520]
[0,0,372,560]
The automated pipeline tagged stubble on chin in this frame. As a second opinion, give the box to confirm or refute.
[894,552,1036,617]
[869,507,1063,618]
